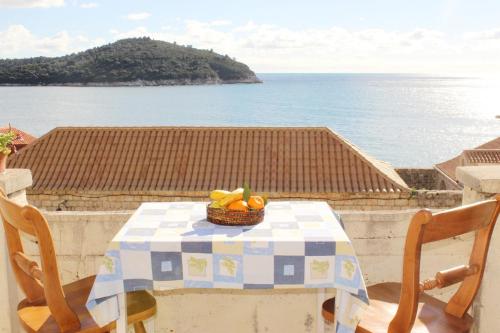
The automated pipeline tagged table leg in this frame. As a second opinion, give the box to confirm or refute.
[116,293,128,333]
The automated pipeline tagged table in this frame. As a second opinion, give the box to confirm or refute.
[86,201,369,333]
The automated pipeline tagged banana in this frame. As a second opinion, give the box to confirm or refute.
[217,188,244,207]
[209,201,222,208]
[209,189,231,201]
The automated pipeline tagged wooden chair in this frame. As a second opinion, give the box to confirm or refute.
[0,189,157,332]
[323,195,500,333]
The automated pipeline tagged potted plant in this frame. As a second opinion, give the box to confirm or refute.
[0,126,22,174]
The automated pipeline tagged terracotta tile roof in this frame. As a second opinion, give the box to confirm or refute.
[0,126,37,146]
[461,149,500,165]
[8,127,408,193]
[435,137,500,182]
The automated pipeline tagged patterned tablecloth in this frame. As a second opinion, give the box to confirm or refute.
[86,201,369,333]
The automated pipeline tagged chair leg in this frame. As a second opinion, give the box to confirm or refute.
[322,297,336,323]
[134,321,147,333]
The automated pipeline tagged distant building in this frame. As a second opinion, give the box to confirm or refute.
[395,167,460,191]
[8,126,458,211]
[0,126,37,153]
[435,137,500,187]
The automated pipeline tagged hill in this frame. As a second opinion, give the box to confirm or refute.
[0,37,261,86]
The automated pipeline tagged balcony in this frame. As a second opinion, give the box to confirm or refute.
[0,165,499,332]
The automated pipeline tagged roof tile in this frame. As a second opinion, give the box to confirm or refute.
[8,127,408,193]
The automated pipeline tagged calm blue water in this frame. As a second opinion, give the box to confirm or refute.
[1,73,499,167]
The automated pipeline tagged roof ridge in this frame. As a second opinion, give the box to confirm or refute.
[323,127,408,190]
[464,148,500,152]
[48,126,331,131]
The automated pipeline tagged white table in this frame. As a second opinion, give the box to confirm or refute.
[86,201,369,332]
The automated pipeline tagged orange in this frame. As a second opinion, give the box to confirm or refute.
[248,196,265,210]
[227,200,249,212]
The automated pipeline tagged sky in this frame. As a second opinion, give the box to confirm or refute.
[1,0,500,74]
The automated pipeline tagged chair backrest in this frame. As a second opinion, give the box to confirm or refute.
[0,189,80,332]
[388,195,500,333]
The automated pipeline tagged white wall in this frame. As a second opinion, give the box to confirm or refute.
[457,166,500,333]
[15,209,477,333]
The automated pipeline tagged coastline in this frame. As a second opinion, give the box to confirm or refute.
[0,76,262,87]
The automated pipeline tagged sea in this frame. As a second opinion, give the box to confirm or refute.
[1,73,499,168]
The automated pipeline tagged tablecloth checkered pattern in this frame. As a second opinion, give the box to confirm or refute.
[86,201,368,332]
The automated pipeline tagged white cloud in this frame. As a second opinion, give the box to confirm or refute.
[0,0,64,7]
[79,2,98,8]
[110,22,451,67]
[118,20,496,75]
[3,20,500,75]
[124,12,151,21]
[0,25,104,58]
[464,29,500,40]
[208,20,232,27]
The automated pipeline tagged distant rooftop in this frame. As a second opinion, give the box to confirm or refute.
[462,149,500,165]
[435,137,500,183]
[8,127,408,194]
[0,126,37,148]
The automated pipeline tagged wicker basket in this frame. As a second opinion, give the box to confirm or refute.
[207,206,264,226]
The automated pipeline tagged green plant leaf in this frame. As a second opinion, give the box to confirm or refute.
[242,182,251,203]
[0,131,16,153]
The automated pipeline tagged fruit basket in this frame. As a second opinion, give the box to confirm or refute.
[207,206,264,226]
[207,184,267,226]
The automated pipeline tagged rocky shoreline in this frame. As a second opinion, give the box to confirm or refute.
[0,76,262,87]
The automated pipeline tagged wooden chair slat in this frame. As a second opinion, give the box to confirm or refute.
[0,189,156,332]
[322,195,500,333]
[422,200,498,243]
[389,196,500,332]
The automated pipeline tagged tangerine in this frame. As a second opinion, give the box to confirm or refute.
[248,196,265,210]
[227,200,249,212]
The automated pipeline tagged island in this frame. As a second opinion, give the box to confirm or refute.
[0,37,261,86]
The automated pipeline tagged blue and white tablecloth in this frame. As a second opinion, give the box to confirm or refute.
[86,201,368,332]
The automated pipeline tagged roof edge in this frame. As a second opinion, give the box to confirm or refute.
[8,127,58,163]
[41,125,333,131]
[323,127,409,191]
[433,165,463,189]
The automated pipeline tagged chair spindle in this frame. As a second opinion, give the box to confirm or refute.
[420,265,479,292]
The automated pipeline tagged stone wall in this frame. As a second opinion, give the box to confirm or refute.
[396,168,460,190]
[16,208,476,333]
[27,189,463,212]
